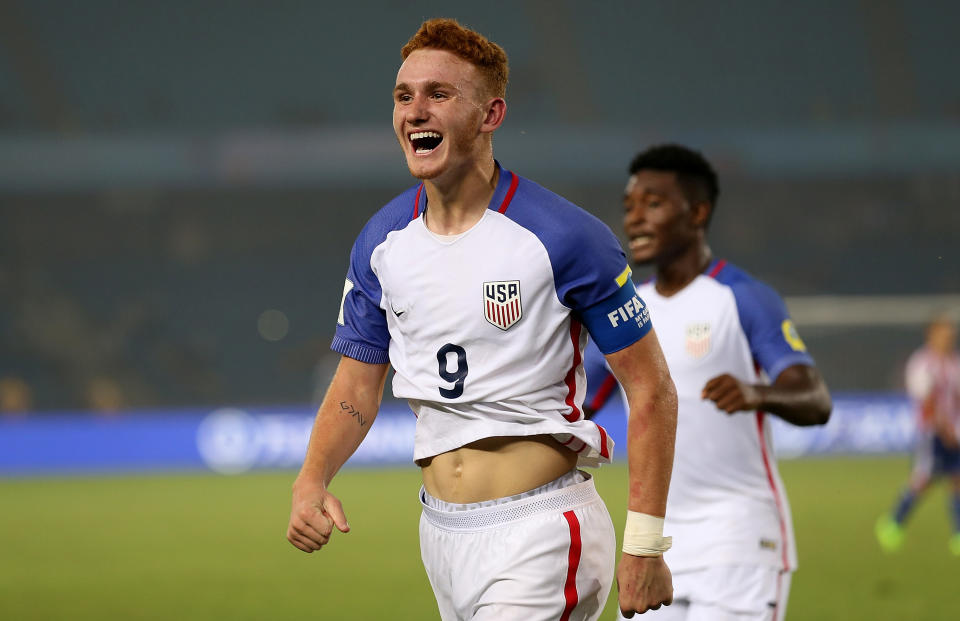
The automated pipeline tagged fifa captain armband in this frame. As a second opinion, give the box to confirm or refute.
[622,511,672,557]
[579,279,652,354]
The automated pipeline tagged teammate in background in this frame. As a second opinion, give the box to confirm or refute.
[287,19,678,619]
[584,144,832,621]
[876,314,960,555]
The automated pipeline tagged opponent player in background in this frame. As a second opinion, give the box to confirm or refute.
[287,19,678,619]
[876,314,960,555]
[584,144,832,621]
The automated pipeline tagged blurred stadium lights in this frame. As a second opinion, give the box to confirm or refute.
[257,309,290,342]
[1,121,959,191]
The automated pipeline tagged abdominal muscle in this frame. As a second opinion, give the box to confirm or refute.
[418,434,578,503]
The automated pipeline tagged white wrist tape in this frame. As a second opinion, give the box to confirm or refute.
[622,511,672,557]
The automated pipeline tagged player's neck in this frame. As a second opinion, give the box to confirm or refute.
[422,158,499,235]
[654,243,712,297]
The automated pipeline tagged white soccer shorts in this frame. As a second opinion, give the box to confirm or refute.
[617,565,792,621]
[419,470,615,621]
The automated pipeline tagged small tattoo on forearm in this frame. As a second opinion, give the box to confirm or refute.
[339,401,367,427]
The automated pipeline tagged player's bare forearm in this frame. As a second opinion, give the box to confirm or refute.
[607,332,676,615]
[702,364,831,426]
[623,379,677,514]
[296,356,389,487]
[605,330,678,515]
[287,356,388,554]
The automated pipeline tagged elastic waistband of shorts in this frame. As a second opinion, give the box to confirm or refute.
[419,475,601,532]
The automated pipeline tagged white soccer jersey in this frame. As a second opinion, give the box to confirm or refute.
[586,260,814,572]
[904,347,960,432]
[333,163,652,466]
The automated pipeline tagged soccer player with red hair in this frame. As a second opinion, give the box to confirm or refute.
[287,18,677,619]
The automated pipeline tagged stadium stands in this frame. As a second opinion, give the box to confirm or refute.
[1,1,957,410]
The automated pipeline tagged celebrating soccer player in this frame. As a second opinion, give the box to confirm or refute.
[876,314,960,556]
[584,144,832,621]
[287,19,678,619]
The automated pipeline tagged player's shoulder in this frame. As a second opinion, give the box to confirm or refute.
[711,260,813,367]
[505,172,618,251]
[498,168,627,308]
[710,260,761,288]
[708,260,785,307]
[352,183,421,254]
[906,347,933,368]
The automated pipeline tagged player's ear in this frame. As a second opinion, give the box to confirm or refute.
[691,201,712,228]
[480,98,506,134]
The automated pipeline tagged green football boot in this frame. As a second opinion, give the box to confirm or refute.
[949,533,960,557]
[875,515,904,553]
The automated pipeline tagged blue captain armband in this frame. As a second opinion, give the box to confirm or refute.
[580,280,652,354]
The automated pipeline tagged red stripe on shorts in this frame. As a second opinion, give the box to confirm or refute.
[771,570,783,620]
[560,510,582,621]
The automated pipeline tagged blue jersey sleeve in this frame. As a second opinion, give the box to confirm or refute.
[504,177,630,311]
[503,175,650,353]
[331,188,419,364]
[579,279,652,353]
[719,267,815,381]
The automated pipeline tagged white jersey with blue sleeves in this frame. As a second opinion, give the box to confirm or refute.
[585,259,813,572]
[333,163,651,466]
[641,260,811,572]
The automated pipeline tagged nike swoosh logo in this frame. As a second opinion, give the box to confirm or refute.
[391,305,404,317]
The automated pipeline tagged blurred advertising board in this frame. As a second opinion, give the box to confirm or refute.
[0,394,915,476]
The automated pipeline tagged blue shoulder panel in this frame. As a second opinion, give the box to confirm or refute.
[712,262,814,381]
[502,175,631,312]
[501,172,649,352]
[331,184,420,364]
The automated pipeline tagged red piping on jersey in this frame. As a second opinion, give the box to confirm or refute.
[589,374,619,412]
[707,259,727,279]
[412,184,424,219]
[595,423,610,459]
[562,320,584,422]
[755,411,791,571]
[413,172,515,219]
[497,171,519,213]
[560,511,582,621]
[560,435,586,453]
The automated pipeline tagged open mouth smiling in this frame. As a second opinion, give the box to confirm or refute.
[410,131,443,154]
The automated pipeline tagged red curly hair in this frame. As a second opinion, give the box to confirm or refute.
[401,18,509,99]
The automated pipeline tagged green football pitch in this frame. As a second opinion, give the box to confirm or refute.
[1,457,956,620]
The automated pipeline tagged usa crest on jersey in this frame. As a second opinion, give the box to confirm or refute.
[483,280,522,330]
[685,321,711,358]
